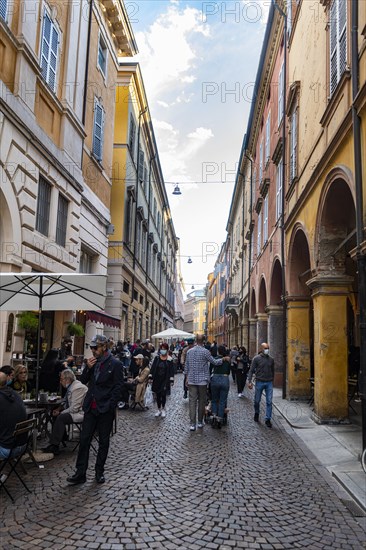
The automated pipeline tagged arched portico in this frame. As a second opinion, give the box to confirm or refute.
[307,171,357,422]
[287,227,312,398]
[0,171,23,365]
[257,277,268,350]
[249,288,257,358]
[268,259,284,387]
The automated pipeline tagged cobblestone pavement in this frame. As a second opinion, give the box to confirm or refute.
[1,374,365,550]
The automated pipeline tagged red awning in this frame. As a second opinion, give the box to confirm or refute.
[86,311,121,328]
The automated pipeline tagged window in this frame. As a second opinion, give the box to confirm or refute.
[257,211,262,256]
[133,289,138,301]
[92,98,105,162]
[263,195,268,244]
[138,148,144,182]
[330,0,347,95]
[123,281,130,294]
[36,176,52,236]
[259,141,263,182]
[0,0,7,21]
[124,193,133,245]
[80,248,94,273]
[290,108,297,182]
[55,194,68,247]
[276,159,283,220]
[153,198,157,221]
[141,228,147,268]
[97,33,107,77]
[265,112,271,163]
[128,115,136,157]
[152,250,156,283]
[40,10,59,93]
[157,211,161,234]
[143,162,148,194]
[252,168,257,209]
[278,62,284,125]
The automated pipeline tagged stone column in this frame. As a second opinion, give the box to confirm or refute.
[286,298,311,399]
[256,313,268,349]
[248,318,257,358]
[267,306,284,388]
[307,274,352,423]
[242,319,249,351]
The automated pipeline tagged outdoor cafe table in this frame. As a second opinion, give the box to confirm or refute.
[25,399,63,441]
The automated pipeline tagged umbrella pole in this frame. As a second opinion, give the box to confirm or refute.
[35,276,43,408]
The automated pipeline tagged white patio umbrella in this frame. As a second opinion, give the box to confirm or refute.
[0,273,107,404]
[151,327,195,340]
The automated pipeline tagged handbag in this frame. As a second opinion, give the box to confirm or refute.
[144,385,153,407]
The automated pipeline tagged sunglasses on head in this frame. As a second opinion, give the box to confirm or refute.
[90,345,100,350]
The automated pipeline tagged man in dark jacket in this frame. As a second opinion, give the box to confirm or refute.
[247,343,274,428]
[0,372,27,458]
[67,335,124,485]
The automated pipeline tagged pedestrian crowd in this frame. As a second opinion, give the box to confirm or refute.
[0,335,275,487]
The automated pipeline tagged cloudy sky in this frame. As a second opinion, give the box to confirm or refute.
[130,0,269,295]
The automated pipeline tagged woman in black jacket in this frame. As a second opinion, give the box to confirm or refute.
[149,343,174,418]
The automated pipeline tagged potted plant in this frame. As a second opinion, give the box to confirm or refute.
[66,322,85,337]
[17,311,39,332]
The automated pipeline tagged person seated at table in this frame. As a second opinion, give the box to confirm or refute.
[0,365,14,386]
[10,364,31,397]
[0,372,27,458]
[42,369,88,456]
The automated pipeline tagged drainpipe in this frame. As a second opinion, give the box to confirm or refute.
[272,0,288,399]
[244,151,253,355]
[351,1,366,452]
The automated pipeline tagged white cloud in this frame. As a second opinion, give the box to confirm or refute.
[156,100,169,108]
[135,4,210,100]
[187,127,214,141]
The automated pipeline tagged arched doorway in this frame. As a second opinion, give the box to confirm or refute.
[308,174,357,422]
[287,228,312,398]
[268,259,285,387]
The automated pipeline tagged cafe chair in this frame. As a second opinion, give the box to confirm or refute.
[69,421,98,454]
[0,418,37,502]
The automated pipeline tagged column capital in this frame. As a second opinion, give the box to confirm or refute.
[255,312,268,321]
[265,305,283,315]
[306,274,353,296]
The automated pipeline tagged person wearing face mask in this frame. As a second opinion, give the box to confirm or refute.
[67,334,124,485]
[247,343,275,428]
[149,343,174,418]
[41,369,87,455]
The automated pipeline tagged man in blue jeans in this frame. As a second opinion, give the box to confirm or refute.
[247,343,274,428]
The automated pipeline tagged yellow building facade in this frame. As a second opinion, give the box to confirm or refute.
[106,63,178,342]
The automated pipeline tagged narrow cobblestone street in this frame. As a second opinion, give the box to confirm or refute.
[1,375,365,550]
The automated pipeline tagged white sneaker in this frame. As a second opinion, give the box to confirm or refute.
[189,425,196,431]
[197,422,204,429]
[155,410,161,417]
[238,393,242,398]
[161,409,166,418]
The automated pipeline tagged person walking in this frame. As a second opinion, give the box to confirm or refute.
[181,338,194,399]
[149,343,174,418]
[236,347,250,398]
[210,345,231,428]
[184,335,230,431]
[67,334,124,485]
[247,343,274,428]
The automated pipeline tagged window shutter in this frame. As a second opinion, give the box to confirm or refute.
[338,0,347,76]
[40,12,59,93]
[259,141,263,182]
[265,113,270,162]
[0,0,7,20]
[93,100,104,161]
[278,63,284,124]
[129,115,136,154]
[138,149,144,181]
